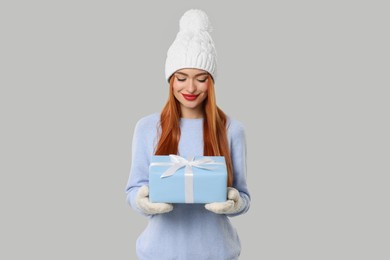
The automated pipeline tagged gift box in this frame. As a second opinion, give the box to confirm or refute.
[149,155,227,204]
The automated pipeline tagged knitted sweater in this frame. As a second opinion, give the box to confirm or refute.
[125,113,250,260]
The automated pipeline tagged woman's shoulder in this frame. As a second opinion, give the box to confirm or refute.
[134,113,160,132]
[226,116,246,138]
[136,112,160,124]
[227,116,246,131]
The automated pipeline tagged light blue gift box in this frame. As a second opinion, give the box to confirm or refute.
[149,155,227,204]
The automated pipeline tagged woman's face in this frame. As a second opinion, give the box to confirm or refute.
[172,68,209,118]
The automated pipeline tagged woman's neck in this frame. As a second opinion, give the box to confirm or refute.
[180,106,204,119]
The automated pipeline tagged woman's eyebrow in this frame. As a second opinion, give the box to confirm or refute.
[195,72,209,77]
[175,72,209,77]
[175,71,188,76]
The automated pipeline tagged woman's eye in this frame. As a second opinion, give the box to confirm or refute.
[197,78,207,83]
[177,77,186,81]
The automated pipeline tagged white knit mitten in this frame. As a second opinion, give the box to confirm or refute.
[136,186,173,215]
[205,187,243,214]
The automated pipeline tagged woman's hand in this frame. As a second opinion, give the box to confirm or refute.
[136,185,173,215]
[205,187,243,214]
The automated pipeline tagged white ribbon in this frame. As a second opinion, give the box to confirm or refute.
[150,155,223,203]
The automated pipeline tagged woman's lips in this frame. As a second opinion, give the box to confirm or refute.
[182,93,199,101]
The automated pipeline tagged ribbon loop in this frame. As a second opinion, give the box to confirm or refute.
[160,155,218,178]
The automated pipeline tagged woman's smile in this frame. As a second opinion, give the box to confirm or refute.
[182,93,199,101]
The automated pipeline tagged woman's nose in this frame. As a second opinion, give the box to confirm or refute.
[186,79,196,93]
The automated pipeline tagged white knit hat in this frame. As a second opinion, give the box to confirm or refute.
[165,9,217,83]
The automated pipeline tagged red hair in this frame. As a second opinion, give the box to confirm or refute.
[155,75,233,187]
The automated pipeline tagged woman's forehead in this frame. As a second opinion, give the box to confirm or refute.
[175,68,209,76]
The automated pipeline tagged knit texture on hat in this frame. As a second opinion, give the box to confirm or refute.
[165,9,217,82]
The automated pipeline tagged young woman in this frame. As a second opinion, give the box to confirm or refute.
[125,9,250,260]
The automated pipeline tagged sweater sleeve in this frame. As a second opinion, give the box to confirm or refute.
[226,119,251,217]
[124,116,155,217]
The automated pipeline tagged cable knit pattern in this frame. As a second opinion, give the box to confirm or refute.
[125,113,250,260]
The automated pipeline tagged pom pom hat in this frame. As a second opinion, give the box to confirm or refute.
[165,9,218,83]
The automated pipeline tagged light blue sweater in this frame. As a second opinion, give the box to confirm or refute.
[125,113,250,260]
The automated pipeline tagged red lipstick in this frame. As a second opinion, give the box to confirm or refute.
[182,94,199,101]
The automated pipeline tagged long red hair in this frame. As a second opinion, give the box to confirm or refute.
[155,75,233,187]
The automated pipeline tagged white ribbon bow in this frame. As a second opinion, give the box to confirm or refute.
[160,155,218,178]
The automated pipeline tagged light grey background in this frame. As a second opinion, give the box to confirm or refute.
[1,1,389,259]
